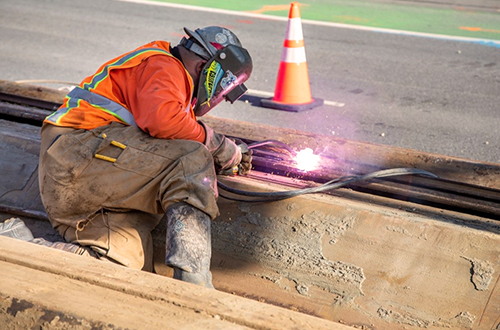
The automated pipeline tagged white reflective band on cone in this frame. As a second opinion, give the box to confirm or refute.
[281,47,307,64]
[285,17,304,41]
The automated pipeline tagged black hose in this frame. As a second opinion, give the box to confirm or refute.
[247,140,295,155]
[217,168,438,203]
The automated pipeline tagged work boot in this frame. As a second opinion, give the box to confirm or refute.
[165,203,214,289]
[0,218,35,241]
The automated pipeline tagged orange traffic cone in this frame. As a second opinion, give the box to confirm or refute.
[261,2,323,112]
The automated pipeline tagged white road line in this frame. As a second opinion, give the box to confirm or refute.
[116,0,500,48]
[324,100,345,107]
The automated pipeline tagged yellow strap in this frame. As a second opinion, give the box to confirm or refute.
[94,154,116,163]
[110,140,126,149]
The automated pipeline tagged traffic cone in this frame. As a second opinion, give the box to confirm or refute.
[261,2,323,112]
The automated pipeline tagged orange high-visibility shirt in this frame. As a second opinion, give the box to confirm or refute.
[45,41,206,143]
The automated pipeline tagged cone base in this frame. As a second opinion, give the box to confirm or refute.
[260,97,324,112]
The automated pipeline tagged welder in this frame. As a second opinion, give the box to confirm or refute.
[32,26,252,288]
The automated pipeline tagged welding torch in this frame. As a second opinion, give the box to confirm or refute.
[223,139,295,176]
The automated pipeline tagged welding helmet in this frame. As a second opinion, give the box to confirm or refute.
[180,26,253,116]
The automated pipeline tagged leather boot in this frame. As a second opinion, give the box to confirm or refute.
[165,203,214,289]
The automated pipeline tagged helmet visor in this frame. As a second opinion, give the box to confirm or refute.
[193,44,252,117]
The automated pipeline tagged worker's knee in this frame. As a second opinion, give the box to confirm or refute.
[64,210,160,271]
[160,142,219,219]
[156,138,216,179]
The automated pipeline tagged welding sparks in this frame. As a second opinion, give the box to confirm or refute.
[294,148,320,172]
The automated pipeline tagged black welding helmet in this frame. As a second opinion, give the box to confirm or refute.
[180,26,253,116]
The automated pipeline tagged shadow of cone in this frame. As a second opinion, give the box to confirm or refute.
[261,2,323,112]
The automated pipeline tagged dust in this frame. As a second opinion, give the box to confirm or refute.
[286,202,299,211]
[377,307,477,328]
[295,282,309,296]
[377,307,430,328]
[237,203,251,213]
[385,225,428,240]
[462,257,495,291]
[450,311,476,328]
[0,295,119,330]
[212,208,365,300]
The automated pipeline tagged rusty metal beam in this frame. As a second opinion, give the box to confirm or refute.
[245,151,500,219]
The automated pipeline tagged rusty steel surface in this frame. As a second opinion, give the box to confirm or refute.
[201,116,500,191]
[244,148,500,219]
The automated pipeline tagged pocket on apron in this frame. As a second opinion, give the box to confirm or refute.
[113,145,174,178]
[43,133,94,185]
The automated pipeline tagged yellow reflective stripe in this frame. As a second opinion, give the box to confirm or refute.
[85,48,173,90]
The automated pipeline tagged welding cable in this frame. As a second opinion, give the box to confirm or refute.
[217,168,438,203]
[247,140,295,155]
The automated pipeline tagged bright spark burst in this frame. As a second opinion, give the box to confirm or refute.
[294,148,320,172]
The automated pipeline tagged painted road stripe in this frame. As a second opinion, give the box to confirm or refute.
[116,0,500,48]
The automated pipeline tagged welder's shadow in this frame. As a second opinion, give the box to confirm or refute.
[238,94,263,107]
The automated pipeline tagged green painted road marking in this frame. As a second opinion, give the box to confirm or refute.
[147,0,500,41]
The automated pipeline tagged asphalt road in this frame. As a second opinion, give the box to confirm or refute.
[1,0,499,163]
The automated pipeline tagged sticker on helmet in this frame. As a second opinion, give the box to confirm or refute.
[220,70,237,90]
[215,33,228,45]
[222,29,235,45]
[203,61,224,106]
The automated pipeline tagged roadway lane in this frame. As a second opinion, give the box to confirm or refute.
[0,0,499,163]
[133,0,500,40]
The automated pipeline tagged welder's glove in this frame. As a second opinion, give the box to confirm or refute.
[232,138,252,175]
[200,121,242,175]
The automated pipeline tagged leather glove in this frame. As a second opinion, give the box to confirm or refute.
[217,140,252,176]
[200,121,241,174]
[232,138,252,175]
